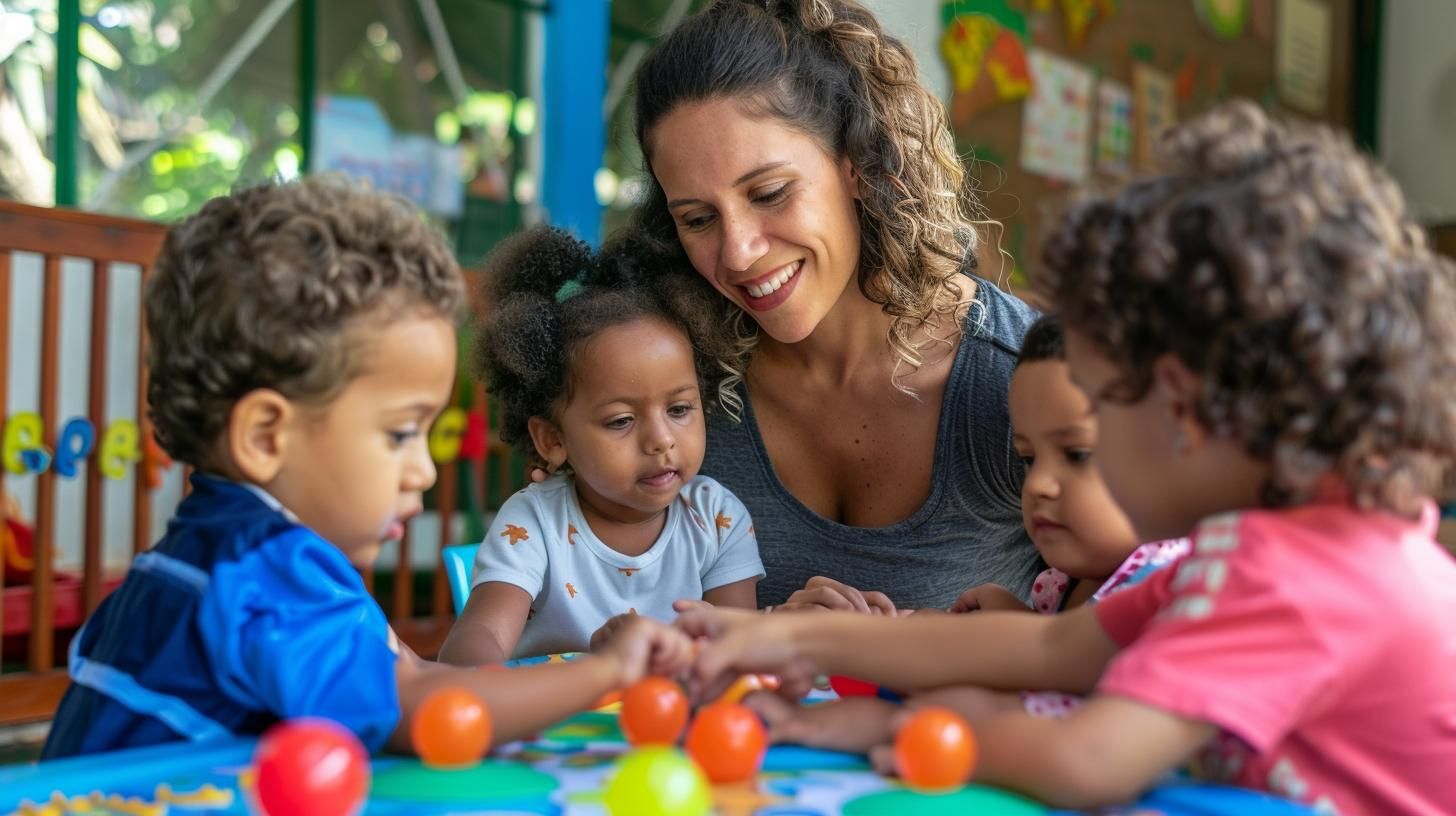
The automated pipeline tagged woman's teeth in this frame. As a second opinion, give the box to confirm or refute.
[746,261,801,298]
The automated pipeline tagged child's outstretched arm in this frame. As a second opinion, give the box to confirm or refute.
[964,696,1216,807]
[679,604,1116,699]
[438,582,532,665]
[392,615,692,754]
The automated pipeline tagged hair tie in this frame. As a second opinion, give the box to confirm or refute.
[554,266,592,303]
[553,279,584,303]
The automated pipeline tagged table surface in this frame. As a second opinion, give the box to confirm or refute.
[1,707,1319,816]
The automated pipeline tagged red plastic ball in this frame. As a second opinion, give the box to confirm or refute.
[684,702,767,783]
[893,707,977,792]
[253,719,369,816]
[828,675,880,698]
[620,677,690,746]
[410,687,493,767]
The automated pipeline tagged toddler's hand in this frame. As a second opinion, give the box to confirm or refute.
[948,583,1031,614]
[778,576,898,615]
[676,606,816,702]
[743,693,899,753]
[670,598,714,617]
[589,611,638,651]
[595,616,694,687]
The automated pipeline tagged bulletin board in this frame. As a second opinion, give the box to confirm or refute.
[944,0,1357,288]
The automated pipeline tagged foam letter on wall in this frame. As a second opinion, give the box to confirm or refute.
[53,418,97,478]
[429,407,466,464]
[99,419,141,479]
[3,413,51,475]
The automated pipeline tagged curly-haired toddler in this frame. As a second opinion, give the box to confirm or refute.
[438,226,763,665]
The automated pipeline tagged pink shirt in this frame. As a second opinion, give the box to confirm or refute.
[1095,503,1456,816]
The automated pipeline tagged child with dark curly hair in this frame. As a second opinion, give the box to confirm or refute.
[437,227,764,665]
[676,102,1456,814]
[43,179,694,760]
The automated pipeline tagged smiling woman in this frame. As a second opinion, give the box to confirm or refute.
[625,0,1043,610]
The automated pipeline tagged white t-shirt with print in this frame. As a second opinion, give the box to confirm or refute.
[472,473,764,659]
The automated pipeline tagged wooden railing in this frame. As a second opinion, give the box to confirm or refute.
[0,201,512,726]
[0,201,168,724]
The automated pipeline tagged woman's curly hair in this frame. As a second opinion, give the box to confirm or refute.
[1038,101,1456,516]
[631,0,980,410]
[145,176,465,469]
[473,225,735,463]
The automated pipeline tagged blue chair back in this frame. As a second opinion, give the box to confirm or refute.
[442,544,477,617]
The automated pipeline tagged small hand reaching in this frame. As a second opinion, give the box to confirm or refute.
[674,605,817,702]
[590,610,640,652]
[948,583,1033,614]
[777,576,899,615]
[594,615,694,687]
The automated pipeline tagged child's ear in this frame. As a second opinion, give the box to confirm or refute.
[527,416,569,473]
[226,389,294,483]
[1151,354,1206,453]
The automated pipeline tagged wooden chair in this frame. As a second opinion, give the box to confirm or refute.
[0,200,169,725]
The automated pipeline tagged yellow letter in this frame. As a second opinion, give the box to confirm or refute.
[99,419,141,480]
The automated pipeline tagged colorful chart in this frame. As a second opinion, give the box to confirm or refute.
[1020,48,1094,184]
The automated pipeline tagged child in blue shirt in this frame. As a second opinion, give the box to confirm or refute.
[43,178,693,759]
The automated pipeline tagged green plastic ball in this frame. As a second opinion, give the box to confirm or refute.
[603,747,712,816]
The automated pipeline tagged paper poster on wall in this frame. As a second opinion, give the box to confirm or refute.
[940,2,1032,130]
[1095,80,1132,177]
[1020,49,1093,184]
[1276,0,1331,114]
[1059,0,1114,49]
[1133,63,1176,171]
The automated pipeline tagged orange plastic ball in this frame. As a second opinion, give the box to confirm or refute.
[893,707,977,791]
[620,677,690,746]
[410,687,493,768]
[684,702,767,783]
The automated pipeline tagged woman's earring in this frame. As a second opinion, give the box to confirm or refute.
[1173,428,1190,455]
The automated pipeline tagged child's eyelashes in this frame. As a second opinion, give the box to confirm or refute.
[388,428,421,447]
[603,416,633,431]
[1015,449,1092,468]
[603,404,697,430]
[1065,448,1093,465]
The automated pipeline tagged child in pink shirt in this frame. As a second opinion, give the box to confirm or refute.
[676,102,1456,815]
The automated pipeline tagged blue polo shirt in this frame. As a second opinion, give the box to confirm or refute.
[43,475,399,758]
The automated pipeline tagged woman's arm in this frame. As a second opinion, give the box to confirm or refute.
[436,582,532,666]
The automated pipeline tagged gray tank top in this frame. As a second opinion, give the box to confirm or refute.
[700,276,1043,609]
